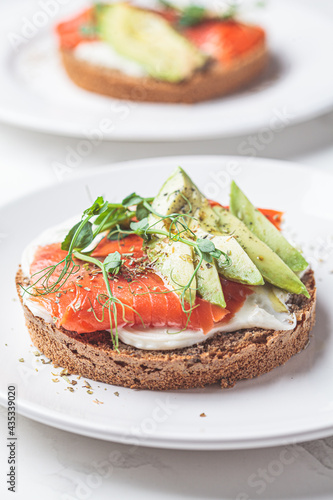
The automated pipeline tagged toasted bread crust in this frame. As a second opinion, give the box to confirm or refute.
[16,268,316,390]
[59,41,268,104]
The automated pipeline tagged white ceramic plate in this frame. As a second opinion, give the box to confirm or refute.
[1,0,333,140]
[0,155,333,450]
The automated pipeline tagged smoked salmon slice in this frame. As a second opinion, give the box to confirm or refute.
[130,274,153,327]
[143,273,168,327]
[185,20,265,64]
[56,8,97,49]
[92,234,143,258]
[28,235,252,335]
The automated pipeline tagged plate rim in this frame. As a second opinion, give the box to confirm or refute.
[0,95,333,143]
[1,394,332,450]
[0,153,322,213]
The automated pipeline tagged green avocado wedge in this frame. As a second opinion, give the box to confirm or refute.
[145,238,197,306]
[230,181,309,272]
[150,166,212,222]
[191,225,264,286]
[213,206,310,297]
[193,251,226,308]
[95,3,206,83]
[146,167,199,305]
[147,167,224,307]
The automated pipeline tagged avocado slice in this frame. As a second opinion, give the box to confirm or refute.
[147,167,198,305]
[95,4,206,83]
[193,252,226,308]
[192,225,264,286]
[214,206,310,297]
[148,167,225,307]
[230,181,308,273]
[145,237,196,306]
[150,166,211,220]
[266,285,289,313]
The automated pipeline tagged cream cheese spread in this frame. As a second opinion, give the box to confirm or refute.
[74,41,147,78]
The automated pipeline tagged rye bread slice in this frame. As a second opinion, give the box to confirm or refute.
[59,41,267,104]
[16,268,316,390]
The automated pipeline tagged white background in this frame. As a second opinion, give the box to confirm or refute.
[1,0,333,498]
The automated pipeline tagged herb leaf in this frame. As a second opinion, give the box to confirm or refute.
[201,252,213,263]
[104,251,122,274]
[83,196,108,217]
[122,193,143,208]
[130,218,149,235]
[61,222,94,251]
[197,238,215,253]
[210,249,222,259]
[136,202,150,221]
[95,207,114,225]
[196,239,222,262]
[178,5,207,27]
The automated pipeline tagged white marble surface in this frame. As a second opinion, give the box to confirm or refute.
[1,0,333,496]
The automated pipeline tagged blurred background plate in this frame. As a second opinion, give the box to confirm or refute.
[1,156,333,450]
[1,0,333,140]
